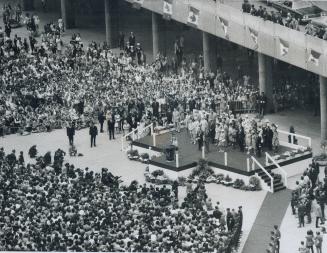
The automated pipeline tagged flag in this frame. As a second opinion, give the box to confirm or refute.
[279,38,289,57]
[187,6,199,28]
[163,0,173,20]
[218,17,229,39]
[133,0,144,9]
[248,27,258,50]
[308,49,321,66]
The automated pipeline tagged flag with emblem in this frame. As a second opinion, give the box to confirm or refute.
[163,0,173,20]
[279,38,289,57]
[187,6,199,28]
[218,17,229,39]
[248,27,258,50]
[308,49,321,66]
[133,0,144,9]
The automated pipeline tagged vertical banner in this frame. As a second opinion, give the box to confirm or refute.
[218,16,229,40]
[279,38,289,57]
[248,27,258,50]
[308,49,321,67]
[163,0,173,20]
[187,6,199,28]
[133,0,144,9]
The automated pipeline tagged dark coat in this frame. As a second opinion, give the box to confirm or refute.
[89,126,98,136]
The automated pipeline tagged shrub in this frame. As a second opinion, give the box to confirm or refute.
[249,176,261,191]
[152,170,164,178]
[224,174,232,182]
[233,179,245,189]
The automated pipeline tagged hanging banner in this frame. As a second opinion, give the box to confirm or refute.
[187,6,199,28]
[163,0,173,20]
[218,16,229,39]
[248,27,258,50]
[279,38,289,57]
[133,0,144,9]
[308,49,321,66]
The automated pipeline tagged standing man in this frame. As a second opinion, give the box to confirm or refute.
[98,111,105,133]
[107,111,116,140]
[259,92,267,116]
[152,99,159,119]
[129,32,136,47]
[89,122,98,148]
[66,122,75,145]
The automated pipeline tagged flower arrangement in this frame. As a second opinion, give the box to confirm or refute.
[139,153,150,163]
[127,149,139,160]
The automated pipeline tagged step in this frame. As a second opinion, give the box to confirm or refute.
[257,170,273,177]
[274,186,286,192]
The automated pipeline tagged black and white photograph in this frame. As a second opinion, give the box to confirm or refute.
[0,0,327,252]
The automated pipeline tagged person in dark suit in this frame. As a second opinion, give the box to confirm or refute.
[98,111,105,133]
[197,130,204,151]
[107,112,115,140]
[89,122,98,148]
[152,99,159,119]
[129,32,136,47]
[66,123,75,145]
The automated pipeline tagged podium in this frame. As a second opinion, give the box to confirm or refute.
[165,145,176,162]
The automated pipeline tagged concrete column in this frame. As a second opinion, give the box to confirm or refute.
[258,53,273,112]
[202,32,217,73]
[60,0,67,30]
[203,32,210,73]
[152,12,159,61]
[105,0,112,46]
[320,76,327,140]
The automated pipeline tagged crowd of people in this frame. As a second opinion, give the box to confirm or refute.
[291,160,327,233]
[0,147,242,252]
[241,0,327,40]
[0,6,282,158]
[266,225,281,253]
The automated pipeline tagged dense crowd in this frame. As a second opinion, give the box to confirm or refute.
[291,160,327,231]
[241,0,327,40]
[0,147,242,252]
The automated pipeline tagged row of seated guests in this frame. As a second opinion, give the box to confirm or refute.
[241,0,327,40]
[291,161,327,229]
[0,26,262,139]
[0,147,243,252]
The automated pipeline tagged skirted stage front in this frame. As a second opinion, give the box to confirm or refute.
[131,129,312,191]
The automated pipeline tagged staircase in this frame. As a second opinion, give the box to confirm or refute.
[256,170,286,193]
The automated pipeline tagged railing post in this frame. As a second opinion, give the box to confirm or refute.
[202,146,205,159]
[224,152,227,166]
[176,151,179,167]
[247,157,250,172]
[121,137,124,151]
[132,130,135,141]
[265,153,268,166]
[291,133,294,144]
[308,138,312,148]
[153,133,156,146]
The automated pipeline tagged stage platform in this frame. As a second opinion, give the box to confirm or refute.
[132,129,312,176]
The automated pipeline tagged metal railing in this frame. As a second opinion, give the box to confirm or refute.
[277,129,312,149]
[121,123,155,152]
[265,152,288,188]
[251,156,274,193]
